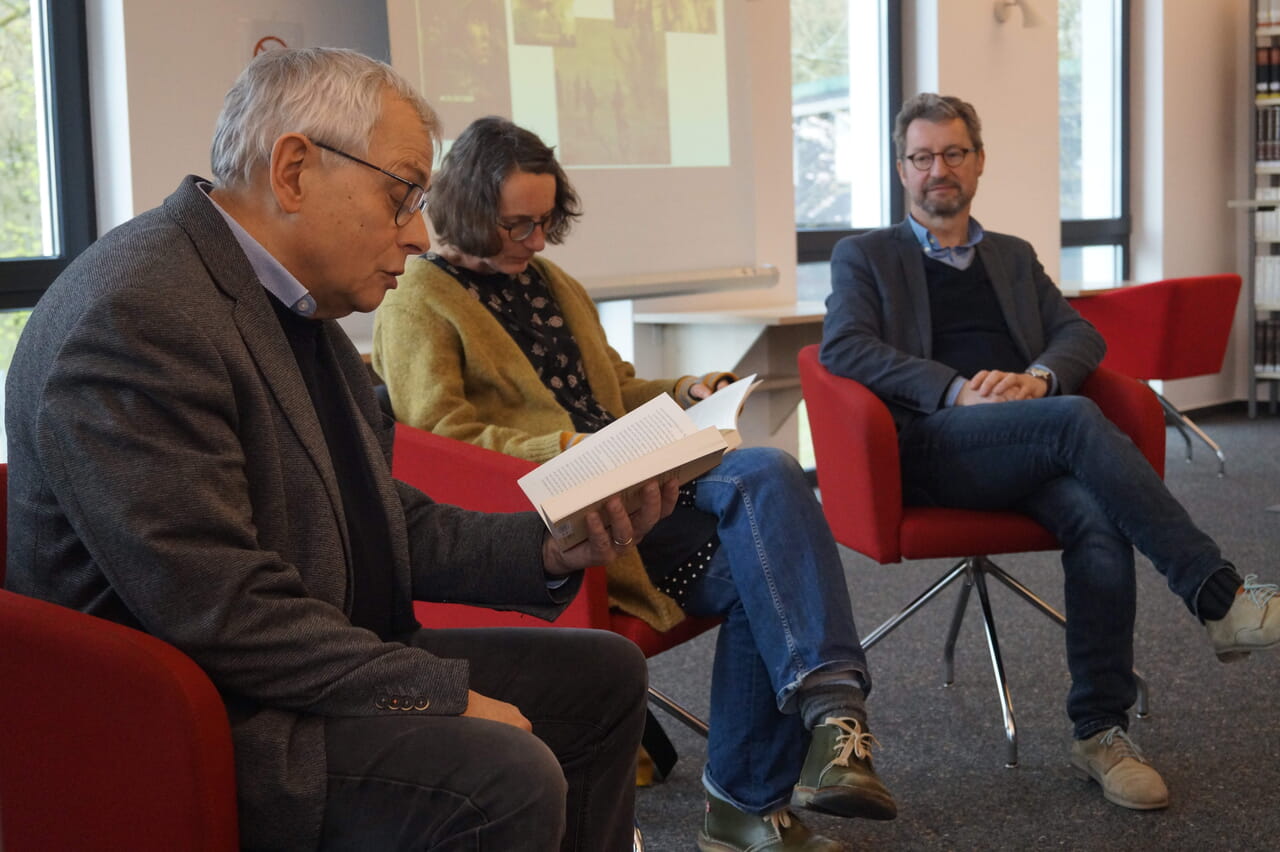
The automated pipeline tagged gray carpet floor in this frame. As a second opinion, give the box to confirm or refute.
[635,405,1280,851]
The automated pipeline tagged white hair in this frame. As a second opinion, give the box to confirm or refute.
[210,47,440,189]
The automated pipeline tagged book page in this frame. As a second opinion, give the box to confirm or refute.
[518,394,696,509]
[538,428,728,545]
[685,373,760,432]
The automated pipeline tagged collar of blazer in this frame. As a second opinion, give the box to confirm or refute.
[891,219,1032,364]
[161,176,401,566]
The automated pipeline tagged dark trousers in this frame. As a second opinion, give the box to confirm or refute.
[318,627,648,851]
[898,395,1225,738]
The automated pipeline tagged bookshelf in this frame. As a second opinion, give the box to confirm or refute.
[1243,1,1280,415]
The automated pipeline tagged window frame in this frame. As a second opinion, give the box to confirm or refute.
[1,0,96,309]
[1059,0,1130,280]
[794,0,902,266]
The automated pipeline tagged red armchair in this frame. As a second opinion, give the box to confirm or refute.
[392,422,721,771]
[0,464,239,851]
[1070,274,1242,475]
[797,346,1166,766]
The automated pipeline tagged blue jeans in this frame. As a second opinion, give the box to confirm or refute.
[896,395,1225,739]
[680,447,869,815]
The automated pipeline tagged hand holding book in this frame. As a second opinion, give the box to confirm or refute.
[519,374,760,546]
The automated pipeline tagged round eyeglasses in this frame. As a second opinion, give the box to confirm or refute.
[314,141,428,227]
[903,146,979,172]
[497,214,555,242]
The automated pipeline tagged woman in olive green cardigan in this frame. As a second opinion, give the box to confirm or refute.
[372,116,896,851]
[373,251,726,631]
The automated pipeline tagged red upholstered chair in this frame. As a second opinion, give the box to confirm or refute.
[392,423,721,771]
[797,346,1165,766]
[0,464,239,851]
[1070,274,1242,476]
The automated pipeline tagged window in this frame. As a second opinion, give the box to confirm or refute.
[791,0,901,299]
[1059,0,1129,283]
[0,0,95,310]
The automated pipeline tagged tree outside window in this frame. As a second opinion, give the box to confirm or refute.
[1,0,46,262]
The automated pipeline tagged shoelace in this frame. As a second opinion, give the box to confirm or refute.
[1241,574,1279,608]
[826,716,880,765]
[763,808,795,833]
[1097,726,1149,764]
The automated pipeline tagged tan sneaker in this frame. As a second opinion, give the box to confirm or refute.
[1206,574,1280,662]
[1071,726,1169,810]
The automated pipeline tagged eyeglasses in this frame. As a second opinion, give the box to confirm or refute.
[314,141,428,227]
[497,213,555,242]
[902,146,979,172]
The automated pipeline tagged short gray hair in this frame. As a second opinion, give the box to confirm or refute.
[211,47,440,189]
[892,93,983,160]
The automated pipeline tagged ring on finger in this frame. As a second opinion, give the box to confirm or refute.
[612,535,634,547]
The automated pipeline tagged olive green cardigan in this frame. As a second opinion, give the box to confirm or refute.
[373,254,720,631]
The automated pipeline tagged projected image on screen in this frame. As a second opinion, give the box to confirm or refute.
[555,19,669,165]
[412,1,512,134]
[406,0,728,169]
[512,0,576,46]
[616,0,717,34]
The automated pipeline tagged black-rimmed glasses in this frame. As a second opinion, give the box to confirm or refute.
[497,213,555,242]
[902,146,979,172]
[314,141,428,227]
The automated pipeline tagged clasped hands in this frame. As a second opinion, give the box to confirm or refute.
[956,369,1049,406]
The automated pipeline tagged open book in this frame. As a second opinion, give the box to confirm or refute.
[518,374,760,546]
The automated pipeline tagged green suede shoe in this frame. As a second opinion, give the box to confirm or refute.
[697,791,845,852]
[791,717,897,820]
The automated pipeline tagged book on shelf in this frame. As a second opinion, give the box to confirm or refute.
[518,374,761,547]
[1259,318,1280,374]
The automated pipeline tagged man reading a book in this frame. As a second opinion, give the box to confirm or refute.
[820,92,1280,812]
[5,49,673,851]
[374,116,899,852]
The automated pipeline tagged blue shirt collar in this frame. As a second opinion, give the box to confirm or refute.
[907,215,985,271]
[199,182,318,317]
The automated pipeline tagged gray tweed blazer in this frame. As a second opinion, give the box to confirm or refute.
[4,176,572,850]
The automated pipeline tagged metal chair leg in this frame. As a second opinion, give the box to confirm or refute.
[971,565,1019,768]
[647,685,709,737]
[1158,393,1226,476]
[862,556,1155,765]
[943,562,975,685]
[861,559,969,651]
[988,562,1153,718]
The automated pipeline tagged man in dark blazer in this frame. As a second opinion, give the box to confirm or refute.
[4,48,675,852]
[821,93,1279,812]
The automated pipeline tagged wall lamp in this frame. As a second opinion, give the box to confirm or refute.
[993,0,1042,28]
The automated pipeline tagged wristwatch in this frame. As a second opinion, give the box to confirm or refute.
[1025,366,1053,388]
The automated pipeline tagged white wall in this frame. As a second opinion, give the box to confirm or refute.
[86,0,391,346]
[1132,0,1250,408]
[907,0,1062,280]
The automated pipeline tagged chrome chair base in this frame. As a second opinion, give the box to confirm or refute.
[861,556,1151,768]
